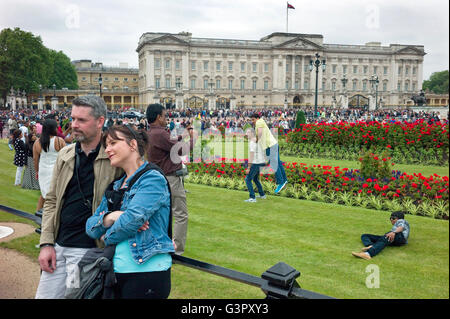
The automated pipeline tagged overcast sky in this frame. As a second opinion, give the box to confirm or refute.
[0,0,448,80]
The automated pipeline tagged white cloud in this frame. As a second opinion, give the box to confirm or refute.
[0,0,448,78]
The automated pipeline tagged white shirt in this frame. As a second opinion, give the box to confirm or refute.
[249,140,266,164]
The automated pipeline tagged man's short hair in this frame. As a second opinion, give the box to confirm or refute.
[72,96,107,119]
[146,103,164,124]
[250,112,260,119]
[390,211,405,220]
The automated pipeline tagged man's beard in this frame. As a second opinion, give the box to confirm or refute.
[72,130,92,143]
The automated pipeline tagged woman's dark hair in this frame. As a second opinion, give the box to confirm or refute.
[102,125,149,157]
[41,119,58,152]
[146,103,164,124]
[12,129,21,142]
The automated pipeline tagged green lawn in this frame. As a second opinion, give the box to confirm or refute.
[0,138,448,299]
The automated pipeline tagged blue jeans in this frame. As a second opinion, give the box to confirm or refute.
[245,164,265,199]
[361,232,407,257]
[265,143,287,185]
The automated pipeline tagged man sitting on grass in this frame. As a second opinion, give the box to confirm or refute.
[352,211,410,260]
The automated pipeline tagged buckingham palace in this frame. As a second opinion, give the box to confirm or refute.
[136,31,426,110]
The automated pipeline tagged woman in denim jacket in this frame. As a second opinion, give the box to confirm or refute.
[86,125,174,299]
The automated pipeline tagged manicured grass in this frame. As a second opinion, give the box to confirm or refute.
[0,139,448,299]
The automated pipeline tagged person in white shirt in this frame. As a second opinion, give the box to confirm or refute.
[244,129,267,203]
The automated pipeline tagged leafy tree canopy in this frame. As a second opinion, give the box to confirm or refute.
[0,27,78,101]
[422,70,449,94]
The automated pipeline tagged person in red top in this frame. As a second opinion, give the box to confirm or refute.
[146,103,196,255]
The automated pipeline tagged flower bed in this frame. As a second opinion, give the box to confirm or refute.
[282,120,449,165]
[186,159,449,219]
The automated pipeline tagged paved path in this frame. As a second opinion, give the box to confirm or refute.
[0,222,40,299]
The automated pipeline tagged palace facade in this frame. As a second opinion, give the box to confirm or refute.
[136,31,426,109]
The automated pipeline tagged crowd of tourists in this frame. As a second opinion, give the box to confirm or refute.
[2,105,446,143]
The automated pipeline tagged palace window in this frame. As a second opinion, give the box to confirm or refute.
[228,62,233,71]
[191,61,196,71]
[216,61,221,71]
[264,63,269,72]
[155,78,160,89]
[228,79,233,89]
[216,79,221,89]
[176,60,181,70]
[264,80,269,90]
[253,63,257,73]
[252,79,257,90]
[353,66,358,74]
[190,79,196,89]
[155,59,161,69]
[240,62,246,72]
[384,66,388,75]
[240,79,245,89]
[204,61,209,71]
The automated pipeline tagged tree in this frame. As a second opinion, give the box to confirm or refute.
[295,110,306,128]
[422,70,449,94]
[48,49,78,90]
[0,28,50,102]
[0,27,78,104]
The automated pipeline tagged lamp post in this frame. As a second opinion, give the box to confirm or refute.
[309,53,326,118]
[208,79,215,110]
[38,84,42,98]
[53,83,56,97]
[98,73,103,98]
[369,74,379,109]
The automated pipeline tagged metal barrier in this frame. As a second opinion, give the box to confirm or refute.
[0,204,335,299]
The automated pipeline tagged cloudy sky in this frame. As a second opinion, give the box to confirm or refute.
[0,0,448,79]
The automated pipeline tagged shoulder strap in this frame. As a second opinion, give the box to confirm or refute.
[115,163,173,239]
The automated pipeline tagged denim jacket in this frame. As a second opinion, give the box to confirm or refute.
[86,162,174,265]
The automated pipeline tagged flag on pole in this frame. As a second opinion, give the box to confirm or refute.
[287,2,295,9]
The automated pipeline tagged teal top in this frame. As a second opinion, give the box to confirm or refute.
[113,240,172,273]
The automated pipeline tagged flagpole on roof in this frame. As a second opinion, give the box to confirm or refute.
[286,2,289,33]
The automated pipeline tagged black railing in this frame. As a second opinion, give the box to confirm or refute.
[0,205,335,299]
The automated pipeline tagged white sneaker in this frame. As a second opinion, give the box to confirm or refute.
[244,198,257,203]
[256,195,267,199]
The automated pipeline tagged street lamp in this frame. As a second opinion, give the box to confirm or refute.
[369,74,379,109]
[38,84,42,98]
[98,73,103,98]
[310,53,326,118]
[53,83,56,97]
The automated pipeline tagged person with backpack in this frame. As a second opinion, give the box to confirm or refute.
[85,124,174,299]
